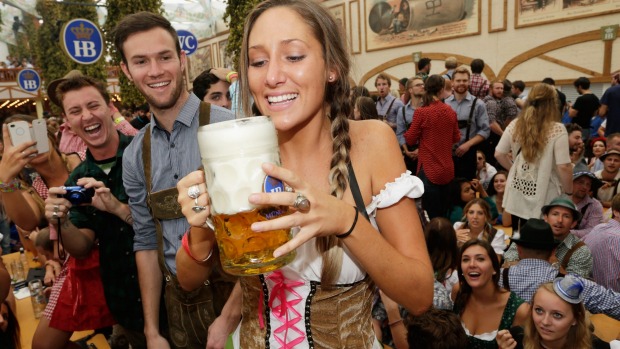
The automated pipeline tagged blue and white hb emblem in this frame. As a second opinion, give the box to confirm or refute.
[17,69,41,93]
[61,19,104,65]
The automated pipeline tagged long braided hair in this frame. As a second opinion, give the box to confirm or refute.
[239,0,352,286]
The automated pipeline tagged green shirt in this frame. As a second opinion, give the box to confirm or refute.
[67,132,143,331]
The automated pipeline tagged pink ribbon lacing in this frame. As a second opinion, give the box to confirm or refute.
[258,271,305,348]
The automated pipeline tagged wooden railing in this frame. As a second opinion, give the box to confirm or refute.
[0,66,120,84]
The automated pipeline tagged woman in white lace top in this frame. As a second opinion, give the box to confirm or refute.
[495,83,573,233]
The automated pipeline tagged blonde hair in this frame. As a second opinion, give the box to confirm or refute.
[462,198,494,243]
[239,0,352,286]
[513,83,560,163]
[524,283,591,349]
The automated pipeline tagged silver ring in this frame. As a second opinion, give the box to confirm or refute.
[52,211,59,219]
[53,205,59,213]
[188,185,201,199]
[293,193,311,213]
[192,205,207,213]
[194,197,200,207]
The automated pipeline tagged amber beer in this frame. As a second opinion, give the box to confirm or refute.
[197,117,295,275]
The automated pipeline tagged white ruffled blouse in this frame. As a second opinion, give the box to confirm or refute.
[233,171,424,349]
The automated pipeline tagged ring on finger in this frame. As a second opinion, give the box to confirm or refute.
[52,211,59,219]
[53,205,59,213]
[188,185,201,199]
[192,205,207,213]
[293,193,311,213]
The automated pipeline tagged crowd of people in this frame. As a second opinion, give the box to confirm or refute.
[0,1,618,348]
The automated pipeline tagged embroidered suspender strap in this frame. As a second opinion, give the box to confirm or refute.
[198,101,211,126]
[347,162,369,221]
[502,267,510,291]
[560,241,586,272]
[142,125,172,277]
[464,97,478,142]
[141,101,213,276]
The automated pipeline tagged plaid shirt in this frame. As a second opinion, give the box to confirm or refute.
[583,219,620,292]
[573,195,604,238]
[504,233,593,278]
[498,258,620,320]
[469,74,489,99]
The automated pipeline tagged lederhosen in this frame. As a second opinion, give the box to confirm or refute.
[239,163,377,348]
[142,102,236,348]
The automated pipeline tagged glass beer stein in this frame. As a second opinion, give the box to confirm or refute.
[197,116,295,275]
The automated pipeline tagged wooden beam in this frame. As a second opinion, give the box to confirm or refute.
[498,30,600,79]
[538,54,601,77]
[603,40,613,76]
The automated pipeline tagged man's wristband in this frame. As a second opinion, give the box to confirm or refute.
[0,178,21,193]
[226,71,238,83]
[181,228,214,264]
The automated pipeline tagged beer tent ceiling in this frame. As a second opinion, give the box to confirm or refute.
[0,0,228,46]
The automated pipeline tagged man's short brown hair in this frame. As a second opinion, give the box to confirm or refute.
[452,66,471,80]
[375,72,391,87]
[112,11,181,64]
[57,76,110,111]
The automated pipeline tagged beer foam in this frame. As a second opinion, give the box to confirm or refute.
[198,117,280,214]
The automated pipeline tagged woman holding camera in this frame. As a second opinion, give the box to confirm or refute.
[174,1,434,347]
[0,115,114,349]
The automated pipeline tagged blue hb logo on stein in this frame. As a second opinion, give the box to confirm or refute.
[177,30,197,56]
[61,19,104,65]
[17,69,41,93]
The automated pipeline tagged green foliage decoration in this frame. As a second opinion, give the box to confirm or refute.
[103,0,163,107]
[34,0,107,113]
[223,0,261,70]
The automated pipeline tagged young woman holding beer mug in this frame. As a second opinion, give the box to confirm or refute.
[175,0,434,347]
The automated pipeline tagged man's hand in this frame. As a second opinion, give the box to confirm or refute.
[455,142,471,157]
[206,315,237,349]
[77,177,121,214]
[210,67,233,82]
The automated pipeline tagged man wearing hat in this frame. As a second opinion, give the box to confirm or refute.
[498,219,620,320]
[583,193,620,292]
[594,149,620,207]
[47,70,138,155]
[44,74,146,347]
[570,165,603,238]
[503,197,593,278]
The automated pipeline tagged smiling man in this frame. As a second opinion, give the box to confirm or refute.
[503,197,593,278]
[445,66,490,180]
[49,74,145,347]
[113,12,236,349]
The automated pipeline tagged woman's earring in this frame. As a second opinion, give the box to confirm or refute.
[328,75,334,81]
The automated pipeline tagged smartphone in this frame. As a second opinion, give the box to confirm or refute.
[8,120,49,154]
[31,119,50,154]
